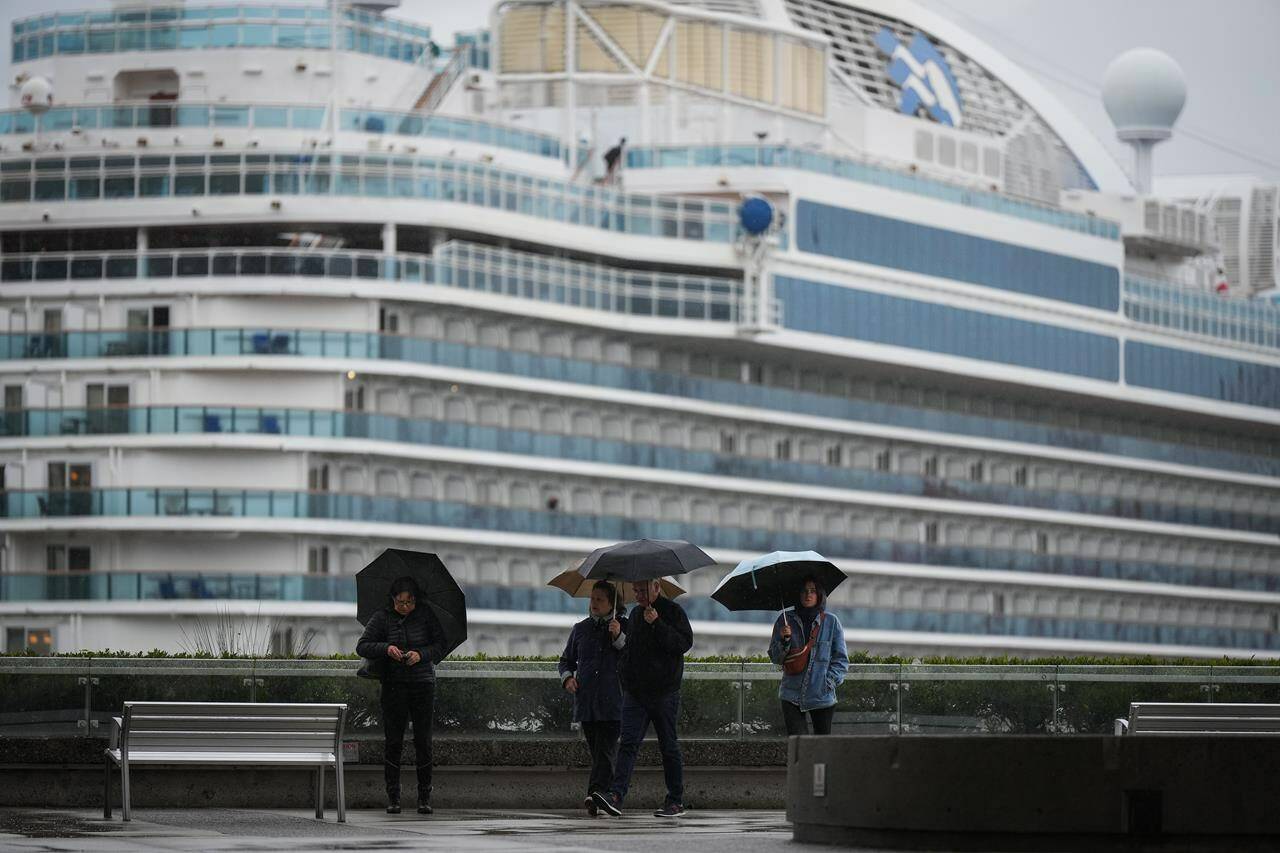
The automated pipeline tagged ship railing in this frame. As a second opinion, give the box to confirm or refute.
[0,103,563,162]
[0,245,744,324]
[2,404,1274,537]
[625,143,1120,241]
[0,152,741,245]
[1123,274,1280,353]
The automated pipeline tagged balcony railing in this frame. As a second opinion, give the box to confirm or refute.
[13,4,434,65]
[3,488,1277,595]
[0,244,745,324]
[0,405,1274,537]
[625,144,1120,240]
[1125,275,1280,353]
[0,151,739,245]
[0,574,1275,652]
[0,103,562,163]
[0,323,1275,478]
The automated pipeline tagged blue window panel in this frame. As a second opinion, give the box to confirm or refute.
[1126,341,1280,410]
[775,276,1120,382]
[796,200,1121,311]
[179,26,208,48]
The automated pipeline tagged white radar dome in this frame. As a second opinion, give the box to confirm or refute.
[19,76,54,115]
[1102,48,1186,141]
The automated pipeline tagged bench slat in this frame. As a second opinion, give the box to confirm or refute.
[107,748,336,765]
[1125,702,1280,735]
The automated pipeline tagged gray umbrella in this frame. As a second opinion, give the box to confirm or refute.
[577,539,715,582]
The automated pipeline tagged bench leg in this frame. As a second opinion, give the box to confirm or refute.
[335,760,346,824]
[315,766,324,819]
[103,755,112,819]
[121,761,131,822]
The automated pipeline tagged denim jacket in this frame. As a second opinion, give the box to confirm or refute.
[767,609,848,712]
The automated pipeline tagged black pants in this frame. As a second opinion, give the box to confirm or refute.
[781,701,834,735]
[381,680,434,802]
[580,720,621,796]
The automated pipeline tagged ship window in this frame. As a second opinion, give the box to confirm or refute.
[937,136,956,167]
[983,148,1001,177]
[960,142,978,173]
[914,130,933,162]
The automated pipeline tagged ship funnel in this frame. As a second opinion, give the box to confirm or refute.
[1102,48,1186,195]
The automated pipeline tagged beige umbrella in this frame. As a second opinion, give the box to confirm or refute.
[548,568,687,603]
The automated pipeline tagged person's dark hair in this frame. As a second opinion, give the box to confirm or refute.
[591,578,616,604]
[798,575,827,610]
[387,576,422,609]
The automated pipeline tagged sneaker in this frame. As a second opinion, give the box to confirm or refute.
[653,802,686,818]
[591,790,622,817]
[416,802,433,815]
[386,802,401,815]
[584,796,598,817]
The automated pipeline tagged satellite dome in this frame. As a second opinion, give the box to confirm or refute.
[19,76,54,115]
[1102,48,1186,141]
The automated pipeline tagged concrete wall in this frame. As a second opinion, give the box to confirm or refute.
[2,737,786,811]
[787,735,1280,846]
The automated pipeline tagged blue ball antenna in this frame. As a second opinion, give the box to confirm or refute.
[738,196,774,236]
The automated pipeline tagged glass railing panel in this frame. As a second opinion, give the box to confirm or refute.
[899,664,1056,733]
[1207,666,1280,704]
[88,658,257,735]
[1054,665,1215,734]
[434,660,576,739]
[681,661,745,738]
[0,657,89,737]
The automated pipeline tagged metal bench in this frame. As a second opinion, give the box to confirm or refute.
[1114,702,1280,736]
[104,701,348,821]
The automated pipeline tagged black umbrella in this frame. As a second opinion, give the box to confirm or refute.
[356,548,467,658]
[710,550,846,611]
[577,539,716,582]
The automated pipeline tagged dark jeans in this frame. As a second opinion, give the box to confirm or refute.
[610,690,683,806]
[781,701,834,735]
[381,680,435,802]
[581,720,621,796]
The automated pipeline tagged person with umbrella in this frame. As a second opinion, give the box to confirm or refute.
[355,549,468,816]
[593,577,694,819]
[558,539,709,819]
[768,575,848,735]
[711,551,849,736]
[557,579,626,817]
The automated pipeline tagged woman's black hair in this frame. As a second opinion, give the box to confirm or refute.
[798,575,827,610]
[387,576,423,609]
[592,579,620,617]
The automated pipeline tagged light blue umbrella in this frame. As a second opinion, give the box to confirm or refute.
[710,551,845,612]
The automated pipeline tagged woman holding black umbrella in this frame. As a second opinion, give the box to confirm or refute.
[768,576,848,735]
[357,576,444,815]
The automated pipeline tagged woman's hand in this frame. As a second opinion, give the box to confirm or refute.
[386,645,404,661]
[608,618,621,638]
[404,650,421,667]
[564,676,580,694]
[780,620,792,642]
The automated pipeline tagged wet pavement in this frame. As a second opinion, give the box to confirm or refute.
[0,808,817,852]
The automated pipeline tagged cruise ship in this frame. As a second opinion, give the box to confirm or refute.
[1,0,1277,659]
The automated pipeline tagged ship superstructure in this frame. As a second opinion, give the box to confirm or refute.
[0,0,1276,659]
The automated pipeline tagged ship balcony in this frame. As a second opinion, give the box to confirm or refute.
[2,488,1278,595]
[1061,190,1214,257]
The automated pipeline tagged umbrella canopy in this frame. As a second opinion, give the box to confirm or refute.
[548,568,687,606]
[577,539,715,582]
[356,548,467,658]
[710,550,846,612]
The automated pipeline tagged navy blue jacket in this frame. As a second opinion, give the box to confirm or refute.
[558,615,624,722]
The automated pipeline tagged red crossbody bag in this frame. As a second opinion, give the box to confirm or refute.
[782,613,824,676]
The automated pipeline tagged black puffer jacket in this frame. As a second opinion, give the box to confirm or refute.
[618,596,693,700]
[356,607,443,683]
